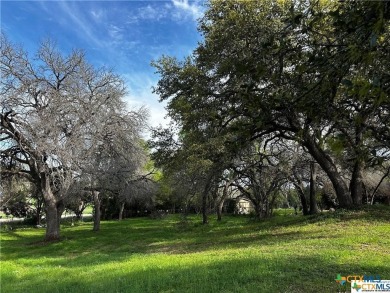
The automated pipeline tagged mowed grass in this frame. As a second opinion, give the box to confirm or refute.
[1,207,389,293]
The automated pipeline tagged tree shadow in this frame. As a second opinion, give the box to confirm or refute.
[0,212,378,266]
[2,253,388,293]
[1,209,389,293]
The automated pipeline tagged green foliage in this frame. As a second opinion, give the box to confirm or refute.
[286,189,300,208]
[151,0,390,209]
[1,207,390,292]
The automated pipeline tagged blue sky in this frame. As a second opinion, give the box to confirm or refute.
[1,0,205,128]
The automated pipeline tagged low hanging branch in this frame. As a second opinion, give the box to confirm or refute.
[370,167,390,205]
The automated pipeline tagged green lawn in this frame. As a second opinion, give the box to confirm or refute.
[1,207,389,293]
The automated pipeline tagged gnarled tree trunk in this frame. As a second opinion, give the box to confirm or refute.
[304,135,353,208]
[292,181,309,216]
[41,176,61,241]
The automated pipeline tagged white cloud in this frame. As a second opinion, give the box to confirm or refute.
[90,9,104,21]
[126,95,171,140]
[126,14,139,25]
[125,1,204,25]
[122,73,171,136]
[171,0,204,21]
[138,4,168,21]
[57,2,102,47]
[108,24,123,41]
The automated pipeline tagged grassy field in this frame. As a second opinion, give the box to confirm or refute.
[1,207,389,293]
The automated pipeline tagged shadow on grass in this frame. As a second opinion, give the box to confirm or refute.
[1,208,390,292]
[0,211,370,266]
[2,253,389,293]
[1,207,389,255]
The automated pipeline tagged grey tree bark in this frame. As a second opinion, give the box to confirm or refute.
[303,134,353,208]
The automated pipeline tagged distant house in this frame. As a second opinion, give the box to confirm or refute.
[222,189,255,215]
[235,197,254,215]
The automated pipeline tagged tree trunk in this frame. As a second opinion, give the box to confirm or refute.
[56,200,65,232]
[118,202,125,221]
[75,201,85,220]
[41,177,60,241]
[36,198,43,226]
[303,135,353,208]
[269,194,277,217]
[45,200,60,241]
[350,160,365,205]
[201,173,215,225]
[75,211,82,220]
[216,179,233,221]
[309,161,319,215]
[217,200,224,221]
[36,208,42,226]
[293,183,309,215]
[202,188,208,224]
[33,190,44,225]
[92,191,101,231]
[254,203,262,219]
